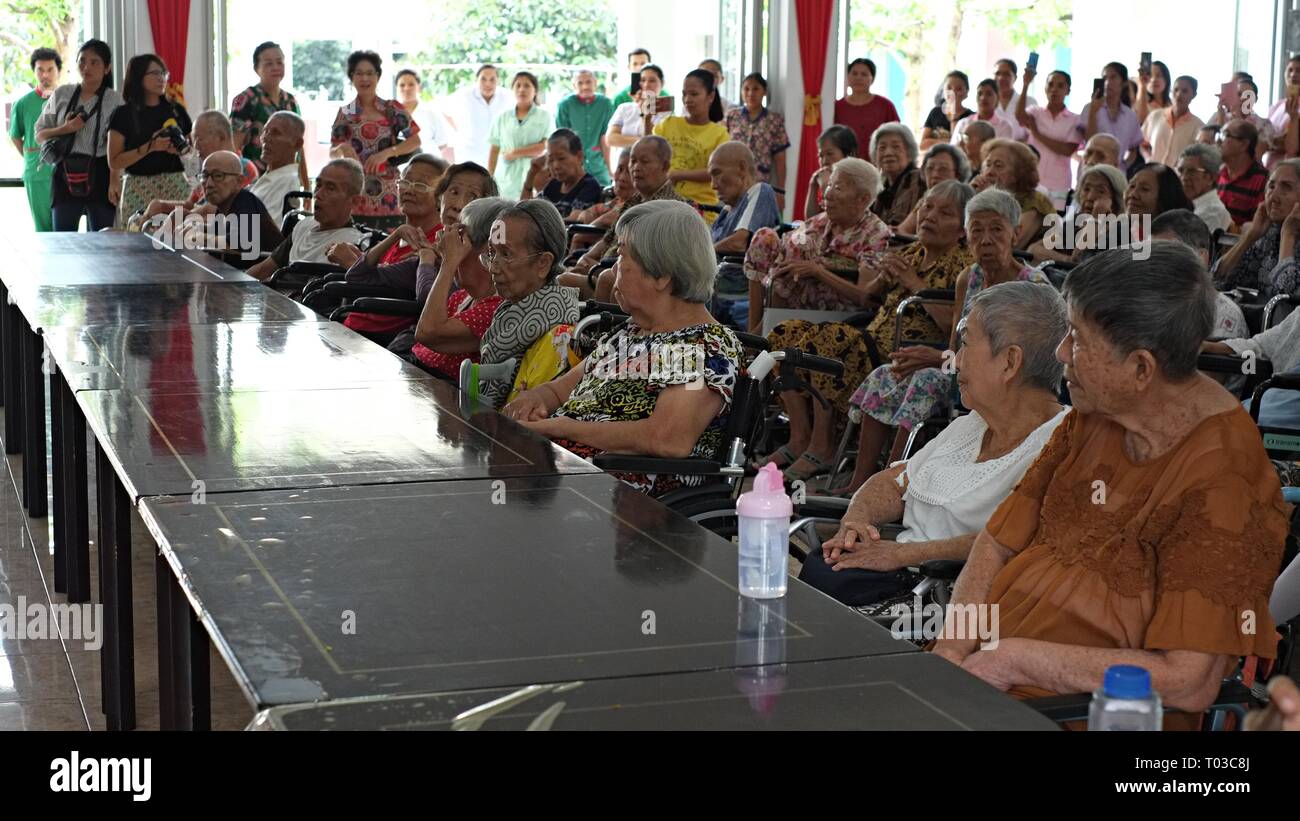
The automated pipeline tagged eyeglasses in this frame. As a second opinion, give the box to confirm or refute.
[352,70,380,79]
[396,179,434,194]
[145,69,170,79]
[199,170,240,183]
[479,249,545,268]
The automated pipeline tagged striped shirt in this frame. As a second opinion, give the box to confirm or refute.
[1216,160,1268,226]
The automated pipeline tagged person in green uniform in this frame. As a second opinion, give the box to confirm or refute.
[611,48,668,108]
[8,47,62,231]
[555,69,614,186]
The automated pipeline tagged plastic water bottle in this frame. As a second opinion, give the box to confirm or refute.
[736,463,792,598]
[1088,665,1162,731]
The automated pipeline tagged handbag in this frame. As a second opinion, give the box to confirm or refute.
[54,85,107,198]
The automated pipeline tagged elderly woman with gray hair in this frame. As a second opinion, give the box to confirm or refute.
[474,198,581,406]
[505,200,743,495]
[838,187,1051,493]
[933,243,1287,725]
[1027,163,1128,265]
[802,281,1069,607]
[896,142,972,235]
[870,122,925,226]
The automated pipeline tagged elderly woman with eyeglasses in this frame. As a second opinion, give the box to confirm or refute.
[896,143,971,235]
[343,160,497,352]
[1027,163,1128,265]
[505,200,743,496]
[469,198,582,407]
[870,123,925,227]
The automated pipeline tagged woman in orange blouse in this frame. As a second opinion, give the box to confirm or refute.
[932,242,1288,722]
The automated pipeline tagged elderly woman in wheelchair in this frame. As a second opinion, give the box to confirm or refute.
[931,243,1288,726]
[503,200,743,495]
[800,281,1068,608]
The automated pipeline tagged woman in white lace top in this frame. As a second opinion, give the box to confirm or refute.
[800,280,1068,606]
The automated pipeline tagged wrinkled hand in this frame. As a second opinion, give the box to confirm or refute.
[1246,203,1272,241]
[1281,203,1300,239]
[880,253,924,294]
[830,540,907,572]
[961,645,1018,691]
[821,519,881,562]
[931,643,972,667]
[326,242,362,268]
[363,149,389,175]
[772,259,826,282]
[1245,675,1300,731]
[433,221,472,263]
[503,388,553,422]
[889,345,943,378]
[970,172,995,193]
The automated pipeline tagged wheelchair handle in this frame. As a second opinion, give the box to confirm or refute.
[772,349,845,377]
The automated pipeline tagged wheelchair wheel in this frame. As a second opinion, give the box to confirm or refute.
[666,493,740,540]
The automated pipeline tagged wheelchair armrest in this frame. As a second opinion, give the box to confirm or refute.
[842,310,878,327]
[320,281,414,301]
[915,288,956,301]
[718,254,747,265]
[567,223,607,238]
[1024,693,1092,723]
[734,331,770,351]
[1197,352,1269,377]
[581,300,627,317]
[889,233,918,246]
[302,271,348,296]
[917,559,964,580]
[343,297,421,317]
[266,261,345,287]
[591,455,722,476]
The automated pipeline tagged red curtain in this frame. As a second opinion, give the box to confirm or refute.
[148,0,191,106]
[793,0,835,220]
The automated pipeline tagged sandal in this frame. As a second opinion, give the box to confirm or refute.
[784,450,832,482]
[752,444,799,472]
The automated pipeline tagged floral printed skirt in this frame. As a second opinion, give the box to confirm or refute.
[850,364,954,430]
[766,320,873,410]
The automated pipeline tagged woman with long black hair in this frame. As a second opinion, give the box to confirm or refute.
[34,39,124,231]
[651,68,729,216]
[107,53,193,227]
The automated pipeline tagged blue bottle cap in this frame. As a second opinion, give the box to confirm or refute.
[1103,665,1152,699]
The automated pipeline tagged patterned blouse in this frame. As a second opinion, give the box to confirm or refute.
[724,107,791,184]
[864,242,974,355]
[872,165,925,227]
[744,210,893,312]
[552,322,743,495]
[230,84,300,172]
[331,97,418,219]
[410,289,504,379]
[1219,224,1300,300]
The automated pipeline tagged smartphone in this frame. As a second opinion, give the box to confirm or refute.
[655,96,674,113]
[1027,51,1039,72]
[1140,52,1152,75]
[1220,81,1241,111]
[1093,78,1104,98]
[630,71,641,96]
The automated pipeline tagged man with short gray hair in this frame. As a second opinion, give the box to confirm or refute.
[248,110,306,223]
[1177,143,1233,233]
[708,141,781,330]
[248,157,364,281]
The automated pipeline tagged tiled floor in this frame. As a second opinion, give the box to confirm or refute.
[0,406,251,731]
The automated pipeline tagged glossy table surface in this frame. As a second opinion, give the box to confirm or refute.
[247,654,1058,731]
[45,320,428,392]
[140,474,916,709]
[16,281,315,333]
[79,375,600,499]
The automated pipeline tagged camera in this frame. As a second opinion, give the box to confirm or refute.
[161,123,189,153]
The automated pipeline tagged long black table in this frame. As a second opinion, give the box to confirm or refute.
[246,654,1059,731]
[140,473,917,729]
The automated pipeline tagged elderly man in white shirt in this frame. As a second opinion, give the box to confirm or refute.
[445,64,512,167]
[1176,142,1233,234]
[247,111,305,225]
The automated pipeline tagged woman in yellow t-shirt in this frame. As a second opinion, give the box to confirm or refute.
[652,69,729,220]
